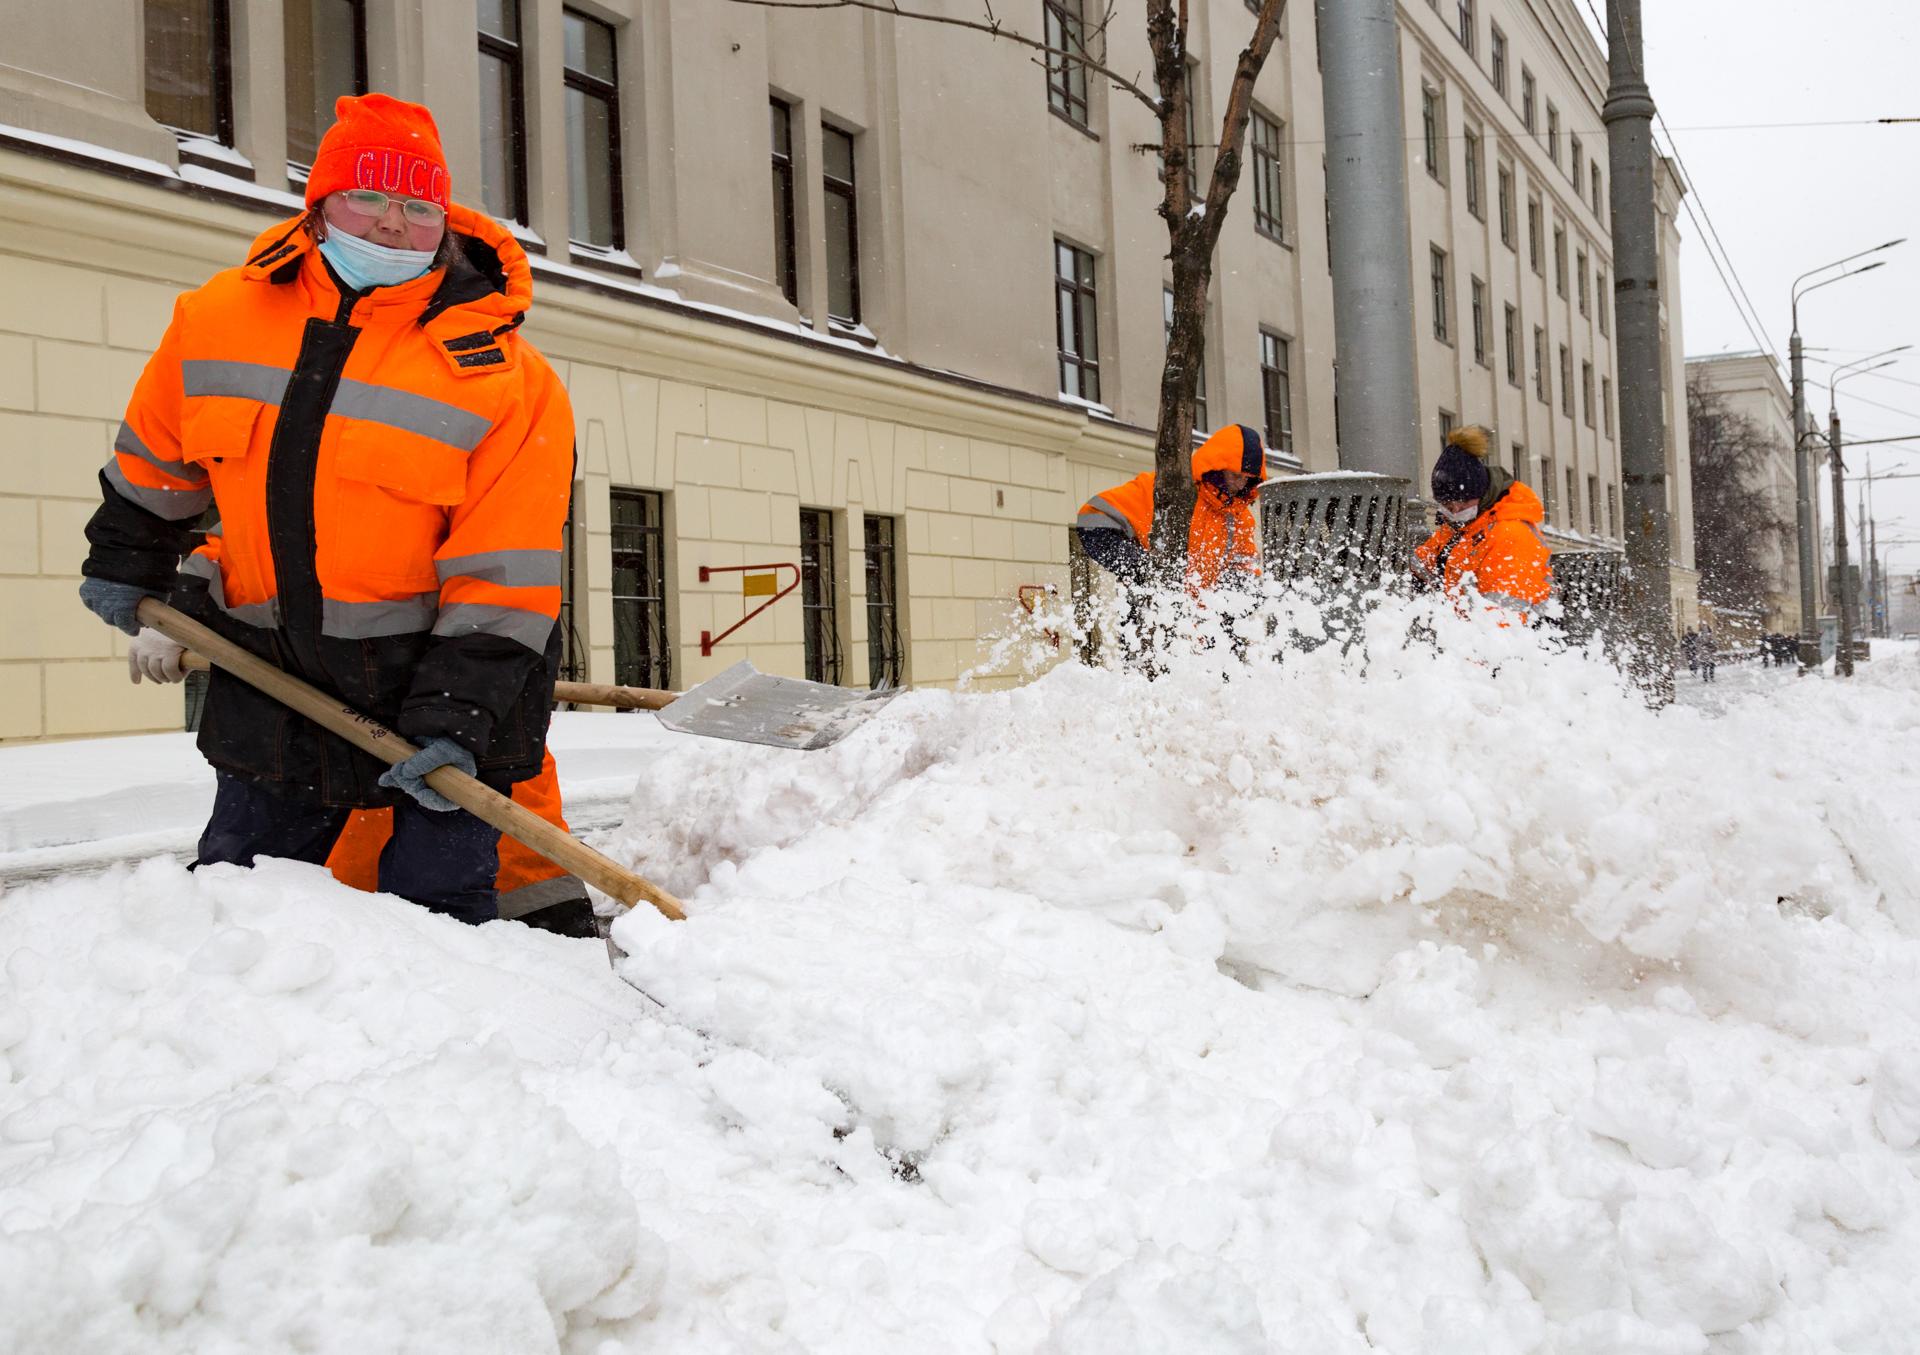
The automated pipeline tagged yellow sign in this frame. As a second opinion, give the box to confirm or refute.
[741,572,779,598]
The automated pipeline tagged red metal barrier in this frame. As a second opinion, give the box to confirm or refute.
[1018,583,1061,650]
[699,562,800,656]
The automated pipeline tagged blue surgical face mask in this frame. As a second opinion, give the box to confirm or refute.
[318,225,439,292]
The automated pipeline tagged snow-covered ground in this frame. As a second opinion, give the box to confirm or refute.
[3,603,1918,1354]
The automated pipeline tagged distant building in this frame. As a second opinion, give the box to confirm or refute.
[1686,352,1801,632]
[0,0,1691,739]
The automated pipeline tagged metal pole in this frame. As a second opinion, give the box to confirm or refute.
[1830,406,1855,675]
[1603,0,1675,700]
[1790,330,1819,666]
[1319,0,1420,484]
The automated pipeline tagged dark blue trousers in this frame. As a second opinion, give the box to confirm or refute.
[195,772,502,925]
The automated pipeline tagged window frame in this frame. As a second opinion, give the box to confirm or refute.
[1598,268,1610,335]
[609,488,671,691]
[478,0,531,225]
[1043,0,1091,130]
[1430,245,1451,343]
[1547,102,1561,164]
[284,0,368,171]
[1504,302,1520,386]
[1490,24,1507,96]
[1527,195,1543,274]
[1471,275,1488,366]
[1250,108,1288,243]
[770,97,799,306]
[1592,163,1604,217]
[864,515,905,690]
[1602,374,1614,437]
[1571,135,1583,191]
[1577,247,1589,315]
[1559,343,1573,417]
[1463,125,1483,219]
[1497,161,1514,247]
[1520,67,1536,133]
[1055,238,1101,403]
[1533,324,1548,403]
[1456,0,1474,54]
[146,0,237,150]
[1554,222,1568,297]
[1582,359,1595,427]
[822,122,863,327]
[561,6,625,252]
[1422,82,1443,180]
[1260,329,1294,460]
[799,507,843,685]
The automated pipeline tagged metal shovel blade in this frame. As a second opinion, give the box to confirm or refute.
[656,661,901,750]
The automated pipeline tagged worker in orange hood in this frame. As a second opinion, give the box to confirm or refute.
[1413,424,1552,618]
[1076,424,1267,592]
[79,94,573,927]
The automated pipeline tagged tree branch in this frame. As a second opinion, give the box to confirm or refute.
[725,0,1161,111]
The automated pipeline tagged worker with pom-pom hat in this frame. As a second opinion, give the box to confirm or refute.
[1412,424,1552,618]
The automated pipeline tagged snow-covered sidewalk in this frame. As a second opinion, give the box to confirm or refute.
[4,604,1920,1353]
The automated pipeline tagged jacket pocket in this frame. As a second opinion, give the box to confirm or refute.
[180,396,262,467]
[334,423,469,505]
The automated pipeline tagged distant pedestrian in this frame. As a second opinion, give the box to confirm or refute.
[1698,625,1718,682]
[1681,627,1699,675]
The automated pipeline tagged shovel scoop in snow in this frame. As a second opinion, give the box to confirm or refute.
[655,660,901,751]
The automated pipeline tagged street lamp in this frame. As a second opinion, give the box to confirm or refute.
[1825,345,1910,675]
[1788,238,1904,668]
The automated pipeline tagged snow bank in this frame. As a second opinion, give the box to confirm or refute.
[3,596,1919,1352]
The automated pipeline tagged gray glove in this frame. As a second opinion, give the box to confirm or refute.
[79,577,153,636]
[377,736,476,812]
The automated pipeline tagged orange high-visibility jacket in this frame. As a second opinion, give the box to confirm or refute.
[1076,424,1267,589]
[327,749,584,916]
[1413,478,1553,614]
[82,207,573,804]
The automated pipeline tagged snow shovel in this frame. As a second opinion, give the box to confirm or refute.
[182,657,900,750]
[140,599,685,924]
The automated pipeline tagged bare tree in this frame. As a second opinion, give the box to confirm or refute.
[1686,376,1793,619]
[728,0,1287,574]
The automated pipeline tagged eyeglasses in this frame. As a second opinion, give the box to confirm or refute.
[338,189,446,228]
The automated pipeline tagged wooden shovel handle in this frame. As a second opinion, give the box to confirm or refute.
[181,654,675,712]
[146,600,683,921]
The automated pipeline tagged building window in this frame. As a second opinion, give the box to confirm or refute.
[1566,467,1578,528]
[1512,442,1526,483]
[562,8,623,251]
[800,509,842,685]
[1260,330,1294,458]
[1577,248,1590,315]
[1056,240,1100,402]
[610,489,669,690]
[1554,224,1568,297]
[1607,483,1618,536]
[1504,303,1520,385]
[1592,164,1604,217]
[1497,163,1514,247]
[1541,455,1556,520]
[1440,408,1457,440]
[1251,110,1287,242]
[1164,289,1208,432]
[1587,473,1600,534]
[1471,277,1488,365]
[1520,67,1536,132]
[479,0,529,223]
[1597,269,1610,335]
[1422,83,1443,179]
[285,0,366,169]
[1463,126,1483,218]
[1044,0,1090,129]
[769,98,799,306]
[864,516,904,689]
[1456,0,1474,53]
[1559,344,1573,417]
[823,123,861,326]
[1490,24,1507,96]
[1430,246,1450,342]
[1571,136,1583,190]
[145,0,233,147]
[1547,103,1561,163]
[1582,359,1595,427]
[1602,375,1614,437]
[1533,325,1548,403]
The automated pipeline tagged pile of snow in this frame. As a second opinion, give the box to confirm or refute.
[4,596,1920,1353]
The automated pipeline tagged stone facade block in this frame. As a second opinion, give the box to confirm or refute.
[0,255,105,344]
[741,442,799,496]
[672,484,712,539]
[925,431,969,477]
[903,468,948,511]
[6,414,109,498]
[707,389,769,445]
[950,557,996,599]
[3,578,114,660]
[0,663,43,739]
[948,477,992,516]
[969,440,1011,482]
[678,436,742,488]
[925,512,972,555]
[0,497,42,574]
[1009,446,1050,489]
[104,277,181,351]
[708,487,773,542]
[910,554,952,598]
[45,659,180,736]
[35,340,145,419]
[971,516,1013,560]
[0,334,35,411]
[1012,521,1057,563]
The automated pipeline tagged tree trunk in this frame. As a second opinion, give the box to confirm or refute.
[1145,0,1286,577]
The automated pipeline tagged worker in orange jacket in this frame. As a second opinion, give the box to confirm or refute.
[79,94,572,926]
[1413,425,1552,619]
[1076,424,1267,587]
[1075,424,1266,660]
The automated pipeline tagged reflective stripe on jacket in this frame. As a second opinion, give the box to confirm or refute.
[1413,478,1553,617]
[1075,424,1265,589]
[82,207,573,804]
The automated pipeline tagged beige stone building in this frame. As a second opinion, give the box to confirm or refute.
[1686,351,1801,632]
[0,0,1692,741]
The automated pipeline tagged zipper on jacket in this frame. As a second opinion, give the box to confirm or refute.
[264,286,363,679]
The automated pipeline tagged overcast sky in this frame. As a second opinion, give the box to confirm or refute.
[1608,1,1920,594]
